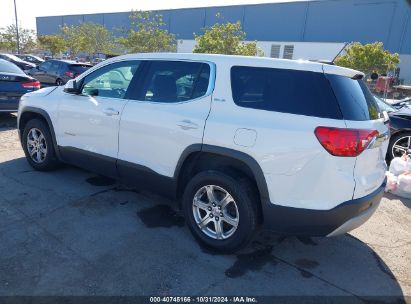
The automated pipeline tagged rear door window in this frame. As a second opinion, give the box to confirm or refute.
[326,74,380,121]
[230,66,342,119]
[69,64,92,74]
[0,60,23,74]
[139,60,210,103]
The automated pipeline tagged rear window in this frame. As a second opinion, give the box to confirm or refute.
[230,66,342,119]
[326,75,380,121]
[69,64,91,73]
[0,59,23,74]
[3,54,24,62]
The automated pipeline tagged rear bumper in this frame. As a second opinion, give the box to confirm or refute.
[262,181,385,236]
[0,98,20,112]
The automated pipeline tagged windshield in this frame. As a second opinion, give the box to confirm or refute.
[374,96,397,113]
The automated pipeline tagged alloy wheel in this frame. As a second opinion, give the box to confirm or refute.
[27,128,47,163]
[392,136,411,158]
[192,185,239,240]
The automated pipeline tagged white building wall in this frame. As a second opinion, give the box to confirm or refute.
[176,39,345,61]
[176,40,197,53]
[256,41,346,61]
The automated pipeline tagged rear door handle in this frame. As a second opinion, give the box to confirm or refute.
[177,119,199,130]
[103,108,120,116]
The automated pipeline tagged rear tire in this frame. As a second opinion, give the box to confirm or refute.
[182,170,259,253]
[22,119,60,171]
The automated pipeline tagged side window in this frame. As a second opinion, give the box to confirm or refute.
[49,62,60,72]
[230,66,343,119]
[140,60,210,103]
[39,61,52,71]
[81,61,140,99]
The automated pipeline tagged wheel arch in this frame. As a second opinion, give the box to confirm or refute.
[18,107,60,159]
[175,144,270,215]
[390,128,411,139]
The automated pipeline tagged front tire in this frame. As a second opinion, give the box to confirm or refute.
[22,119,60,171]
[182,170,259,253]
[56,78,64,86]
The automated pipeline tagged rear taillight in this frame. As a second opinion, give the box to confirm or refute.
[315,127,379,157]
[21,80,40,89]
[64,71,74,78]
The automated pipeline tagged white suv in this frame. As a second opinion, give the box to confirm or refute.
[17,53,389,252]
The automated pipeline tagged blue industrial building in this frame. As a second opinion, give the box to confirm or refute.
[36,0,411,82]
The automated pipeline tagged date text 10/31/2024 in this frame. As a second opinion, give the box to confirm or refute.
[149,297,257,303]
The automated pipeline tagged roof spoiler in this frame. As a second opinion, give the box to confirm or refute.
[309,59,334,65]
[351,74,364,80]
[322,64,365,79]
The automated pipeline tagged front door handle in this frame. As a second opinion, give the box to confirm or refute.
[177,119,199,130]
[103,108,120,116]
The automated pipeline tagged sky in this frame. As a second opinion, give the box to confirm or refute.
[0,0,309,31]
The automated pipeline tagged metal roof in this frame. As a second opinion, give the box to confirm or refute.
[36,0,411,54]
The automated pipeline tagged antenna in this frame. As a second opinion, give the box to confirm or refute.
[332,42,350,63]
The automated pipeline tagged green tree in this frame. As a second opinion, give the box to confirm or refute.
[61,25,84,59]
[0,28,14,51]
[77,22,115,56]
[0,25,37,53]
[334,42,400,76]
[118,10,176,53]
[38,35,66,57]
[193,15,263,56]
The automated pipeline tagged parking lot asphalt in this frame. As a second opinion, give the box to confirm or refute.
[0,113,410,299]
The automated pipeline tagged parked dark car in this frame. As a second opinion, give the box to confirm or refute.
[28,60,92,86]
[15,54,44,65]
[389,97,411,110]
[375,96,411,161]
[0,59,40,112]
[0,53,36,72]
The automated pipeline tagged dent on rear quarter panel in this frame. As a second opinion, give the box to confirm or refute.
[346,119,388,199]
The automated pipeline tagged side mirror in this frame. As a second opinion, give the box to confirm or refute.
[88,88,99,96]
[64,79,80,94]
